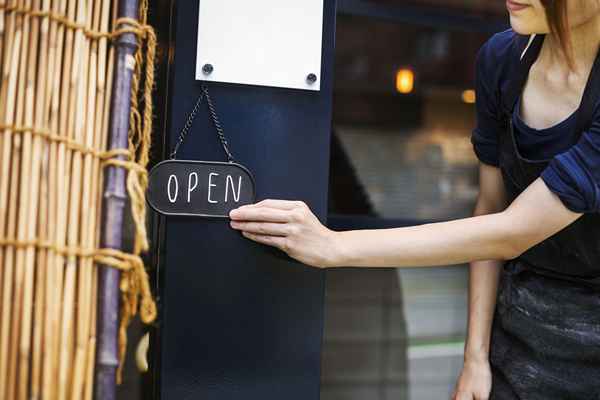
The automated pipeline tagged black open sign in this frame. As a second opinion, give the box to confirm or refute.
[147,160,256,217]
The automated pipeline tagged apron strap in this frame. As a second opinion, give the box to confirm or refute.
[573,47,600,135]
[501,34,545,117]
[502,33,600,135]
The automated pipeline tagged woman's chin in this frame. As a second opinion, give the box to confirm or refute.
[510,18,532,35]
[509,16,549,36]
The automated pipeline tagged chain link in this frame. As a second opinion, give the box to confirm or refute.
[169,93,204,159]
[169,85,236,163]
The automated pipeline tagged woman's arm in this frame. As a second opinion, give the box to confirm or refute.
[334,177,580,267]
[464,164,506,361]
[453,164,506,400]
[229,176,581,269]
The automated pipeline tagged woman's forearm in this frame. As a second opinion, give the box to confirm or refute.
[464,259,502,361]
[332,212,518,268]
[331,179,580,269]
[463,189,505,363]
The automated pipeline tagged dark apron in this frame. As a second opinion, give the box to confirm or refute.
[490,35,600,400]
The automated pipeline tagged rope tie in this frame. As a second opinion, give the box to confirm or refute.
[0,5,149,41]
[0,238,157,326]
[0,125,134,160]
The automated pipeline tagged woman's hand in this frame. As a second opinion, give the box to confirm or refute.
[229,199,341,268]
[452,357,492,400]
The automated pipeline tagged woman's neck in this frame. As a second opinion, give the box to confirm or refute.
[543,14,600,74]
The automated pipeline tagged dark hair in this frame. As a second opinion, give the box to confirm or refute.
[542,0,573,67]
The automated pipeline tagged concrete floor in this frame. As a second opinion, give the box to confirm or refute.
[320,266,468,400]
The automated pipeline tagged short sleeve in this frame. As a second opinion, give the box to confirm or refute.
[471,33,514,167]
[541,108,600,213]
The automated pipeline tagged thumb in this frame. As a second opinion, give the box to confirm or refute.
[454,391,474,400]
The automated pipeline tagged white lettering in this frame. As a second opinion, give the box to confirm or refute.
[167,175,178,203]
[187,172,198,203]
[225,175,242,203]
[208,173,219,204]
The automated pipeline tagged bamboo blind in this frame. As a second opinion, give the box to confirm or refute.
[0,0,156,398]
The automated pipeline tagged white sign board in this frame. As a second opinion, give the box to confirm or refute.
[196,0,324,91]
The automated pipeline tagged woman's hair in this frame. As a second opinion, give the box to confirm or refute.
[542,0,573,66]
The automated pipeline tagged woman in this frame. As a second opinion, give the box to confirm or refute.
[230,1,600,398]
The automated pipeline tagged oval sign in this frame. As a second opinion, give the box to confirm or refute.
[147,160,256,217]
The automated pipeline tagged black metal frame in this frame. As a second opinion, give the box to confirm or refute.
[146,0,177,398]
[338,0,508,33]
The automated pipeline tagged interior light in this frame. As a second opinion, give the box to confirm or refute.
[462,89,476,104]
[396,68,414,94]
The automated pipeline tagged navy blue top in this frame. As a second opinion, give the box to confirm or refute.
[472,30,600,213]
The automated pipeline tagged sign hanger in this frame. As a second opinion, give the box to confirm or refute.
[147,85,256,217]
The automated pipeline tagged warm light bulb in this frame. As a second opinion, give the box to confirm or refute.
[396,68,414,94]
[462,89,476,104]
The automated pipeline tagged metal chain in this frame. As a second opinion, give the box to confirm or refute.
[169,85,236,162]
[202,86,236,163]
[169,93,204,159]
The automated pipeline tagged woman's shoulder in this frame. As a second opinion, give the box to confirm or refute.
[471,30,528,167]
[480,29,520,59]
[476,29,527,84]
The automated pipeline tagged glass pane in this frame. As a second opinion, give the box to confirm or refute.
[323,4,506,400]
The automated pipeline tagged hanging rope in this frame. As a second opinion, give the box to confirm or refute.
[113,0,157,381]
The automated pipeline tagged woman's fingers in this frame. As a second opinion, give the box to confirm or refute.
[241,231,288,250]
[231,199,333,268]
[251,199,304,210]
[230,221,289,236]
[230,206,293,223]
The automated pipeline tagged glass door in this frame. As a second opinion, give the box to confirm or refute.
[322,2,507,399]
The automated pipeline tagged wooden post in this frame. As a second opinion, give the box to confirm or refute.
[94,0,140,399]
